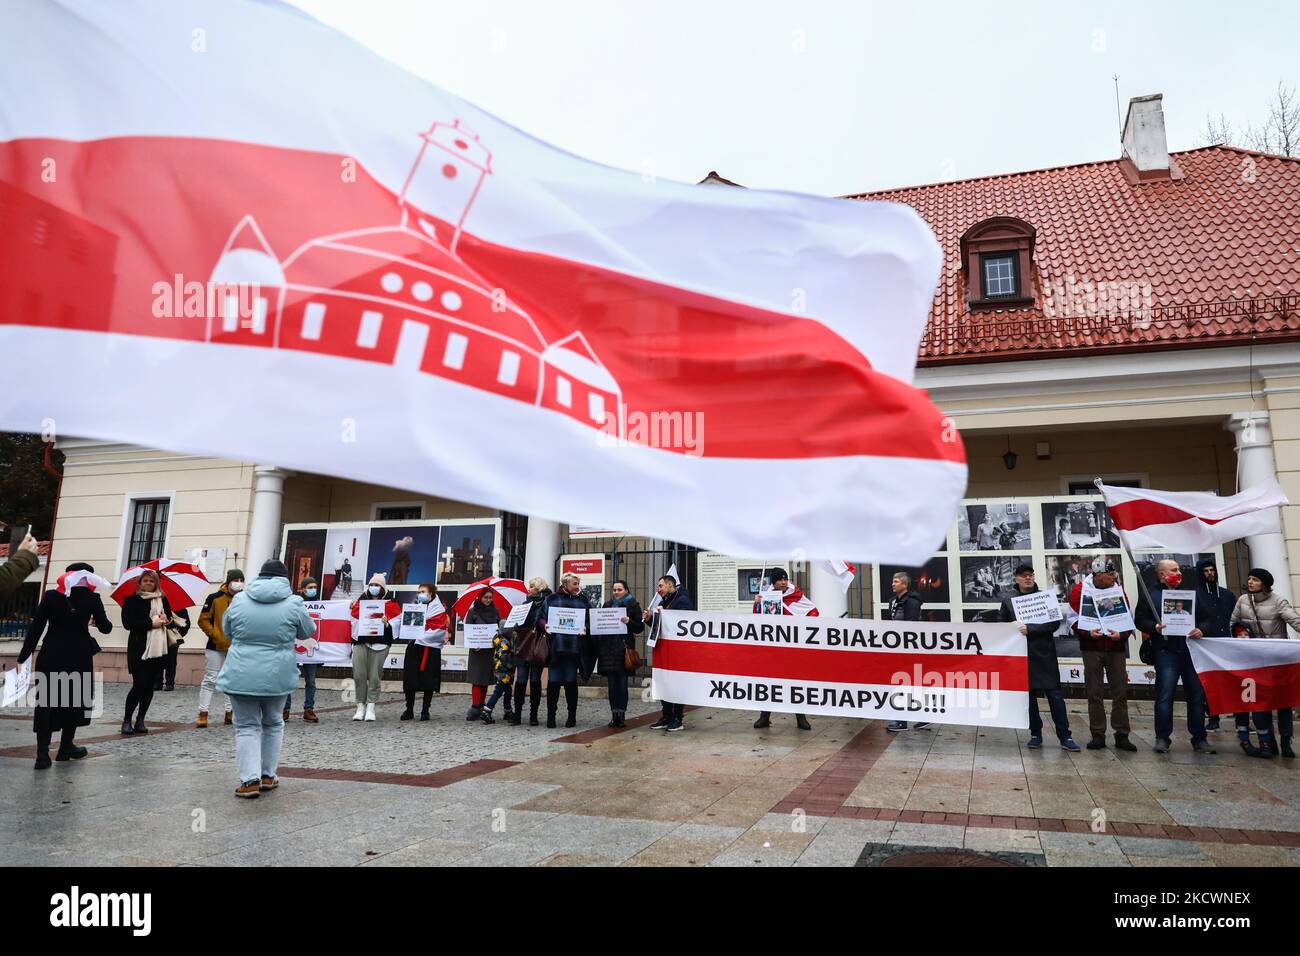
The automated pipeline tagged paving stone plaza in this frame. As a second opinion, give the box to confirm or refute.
[4,682,1299,868]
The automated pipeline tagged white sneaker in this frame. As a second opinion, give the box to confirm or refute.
[352,704,366,721]
[364,703,376,722]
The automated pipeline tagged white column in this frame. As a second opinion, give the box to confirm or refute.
[245,465,290,574]
[523,517,561,587]
[1227,413,1293,603]
[809,561,850,619]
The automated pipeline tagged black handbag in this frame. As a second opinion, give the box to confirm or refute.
[1138,638,1154,665]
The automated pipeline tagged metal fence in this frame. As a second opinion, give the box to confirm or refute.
[0,582,39,640]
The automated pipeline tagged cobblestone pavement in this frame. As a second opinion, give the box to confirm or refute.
[2,684,1299,867]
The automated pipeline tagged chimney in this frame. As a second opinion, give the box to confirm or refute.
[1120,94,1174,181]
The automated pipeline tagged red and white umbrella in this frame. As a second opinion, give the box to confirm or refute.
[112,558,211,610]
[452,577,528,619]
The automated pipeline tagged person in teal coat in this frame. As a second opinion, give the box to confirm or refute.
[217,559,315,798]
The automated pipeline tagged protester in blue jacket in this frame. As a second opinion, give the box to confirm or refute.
[217,560,315,799]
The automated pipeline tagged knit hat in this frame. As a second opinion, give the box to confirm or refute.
[1249,567,1274,590]
[226,568,245,583]
[1090,556,1116,575]
[768,568,789,584]
[368,572,386,587]
[300,577,318,589]
[258,559,289,579]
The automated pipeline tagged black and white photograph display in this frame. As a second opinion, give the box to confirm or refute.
[957,503,1031,552]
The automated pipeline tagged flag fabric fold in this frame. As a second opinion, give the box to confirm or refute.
[0,0,965,562]
[1188,637,1300,714]
[1097,479,1288,552]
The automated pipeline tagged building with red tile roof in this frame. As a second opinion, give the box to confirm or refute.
[849,144,1299,365]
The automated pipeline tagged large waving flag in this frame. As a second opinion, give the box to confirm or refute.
[0,0,964,562]
[1098,479,1288,552]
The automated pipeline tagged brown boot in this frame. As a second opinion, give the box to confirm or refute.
[303,708,318,723]
[224,711,233,725]
[235,781,260,799]
[196,711,208,729]
[282,707,290,721]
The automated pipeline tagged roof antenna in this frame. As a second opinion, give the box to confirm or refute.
[1113,74,1122,143]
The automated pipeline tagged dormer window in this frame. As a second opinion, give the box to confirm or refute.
[981,253,1019,298]
[961,217,1036,308]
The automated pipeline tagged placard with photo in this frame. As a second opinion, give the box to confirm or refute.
[1045,554,1124,602]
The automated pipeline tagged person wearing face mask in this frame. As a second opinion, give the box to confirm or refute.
[464,586,501,721]
[349,573,401,722]
[1068,558,1136,752]
[195,568,244,729]
[401,582,448,721]
[1135,559,1214,755]
[1229,568,1300,758]
[285,577,321,722]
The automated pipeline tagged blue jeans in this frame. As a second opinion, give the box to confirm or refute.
[1029,689,1071,741]
[1154,647,1207,743]
[607,671,629,712]
[230,694,287,785]
[1237,709,1294,742]
[485,681,513,713]
[286,663,318,712]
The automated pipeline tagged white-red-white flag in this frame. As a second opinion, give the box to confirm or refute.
[0,0,964,562]
[301,600,353,665]
[1189,637,1300,714]
[824,560,857,594]
[1098,480,1288,552]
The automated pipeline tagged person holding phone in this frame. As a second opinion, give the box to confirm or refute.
[0,530,40,597]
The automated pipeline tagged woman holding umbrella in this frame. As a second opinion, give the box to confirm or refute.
[120,569,179,734]
[113,559,211,735]
[452,578,527,721]
[18,563,112,769]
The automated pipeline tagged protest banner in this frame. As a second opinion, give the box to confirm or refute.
[589,607,628,635]
[1010,590,1063,626]
[655,610,1028,728]
[547,606,585,635]
[399,603,427,642]
[300,600,353,665]
[3,659,32,708]
[502,602,531,628]
[1160,589,1196,637]
[464,623,497,649]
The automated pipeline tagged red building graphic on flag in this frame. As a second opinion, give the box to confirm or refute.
[207,120,623,433]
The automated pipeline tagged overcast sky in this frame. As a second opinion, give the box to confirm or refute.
[290,0,1298,197]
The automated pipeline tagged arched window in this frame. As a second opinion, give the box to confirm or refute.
[960,217,1035,308]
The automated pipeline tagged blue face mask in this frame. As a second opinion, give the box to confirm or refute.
[368,586,382,597]
[417,593,431,604]
[304,588,318,599]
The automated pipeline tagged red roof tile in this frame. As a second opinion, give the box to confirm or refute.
[847,146,1300,363]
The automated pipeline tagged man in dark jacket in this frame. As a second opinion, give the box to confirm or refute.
[1135,558,1214,755]
[998,564,1079,751]
[885,571,930,732]
[1069,558,1136,752]
[1196,557,1235,731]
[647,574,693,732]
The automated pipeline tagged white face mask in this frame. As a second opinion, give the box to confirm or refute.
[229,581,244,592]
[368,585,382,596]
